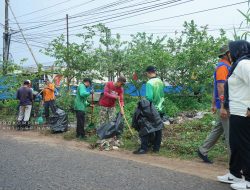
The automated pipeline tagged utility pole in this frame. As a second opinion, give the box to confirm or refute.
[3,0,10,75]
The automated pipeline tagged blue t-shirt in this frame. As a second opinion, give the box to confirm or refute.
[16,86,33,106]
[214,61,231,109]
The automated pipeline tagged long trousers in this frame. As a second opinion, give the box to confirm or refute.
[44,100,57,119]
[199,110,230,156]
[17,105,32,122]
[76,110,85,138]
[140,130,162,151]
[229,114,250,181]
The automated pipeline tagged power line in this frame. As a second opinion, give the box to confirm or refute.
[111,1,248,29]
[7,0,40,66]
[15,0,74,18]
[22,0,247,36]
[24,0,189,34]
[16,0,141,31]
[11,39,46,49]
[71,0,165,19]
[70,0,189,27]
[9,0,135,25]
[20,0,185,32]
[12,36,50,46]
[9,1,248,46]
[21,0,96,23]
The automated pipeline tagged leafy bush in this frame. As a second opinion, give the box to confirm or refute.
[0,100,19,113]
[163,96,180,117]
[56,88,75,112]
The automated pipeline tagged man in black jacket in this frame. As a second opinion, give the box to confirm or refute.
[132,66,165,154]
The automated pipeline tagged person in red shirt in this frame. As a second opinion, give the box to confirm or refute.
[99,76,126,126]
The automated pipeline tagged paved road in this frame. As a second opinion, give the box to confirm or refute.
[0,136,230,190]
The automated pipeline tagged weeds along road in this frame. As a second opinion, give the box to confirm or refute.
[0,133,230,190]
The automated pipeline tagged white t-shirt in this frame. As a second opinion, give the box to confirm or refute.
[228,59,250,117]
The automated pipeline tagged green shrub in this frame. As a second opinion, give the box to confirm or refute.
[163,96,180,117]
[0,100,19,114]
[56,88,74,112]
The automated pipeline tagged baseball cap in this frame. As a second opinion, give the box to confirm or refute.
[145,66,157,73]
[83,78,92,85]
[218,44,229,58]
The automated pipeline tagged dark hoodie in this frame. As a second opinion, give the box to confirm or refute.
[224,40,250,109]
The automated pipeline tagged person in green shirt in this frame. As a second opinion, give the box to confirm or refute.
[133,66,165,154]
[74,78,93,139]
[145,67,165,114]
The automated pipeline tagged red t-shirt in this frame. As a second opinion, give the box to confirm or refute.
[99,82,124,107]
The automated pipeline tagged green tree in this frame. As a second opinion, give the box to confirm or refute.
[42,30,98,89]
[165,21,227,96]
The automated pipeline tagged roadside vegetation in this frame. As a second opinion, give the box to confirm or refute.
[1,5,250,162]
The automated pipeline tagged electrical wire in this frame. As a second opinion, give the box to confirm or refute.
[14,0,75,18]
[23,0,189,34]
[111,1,248,29]
[20,0,185,32]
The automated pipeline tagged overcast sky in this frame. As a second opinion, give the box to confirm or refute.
[0,0,249,67]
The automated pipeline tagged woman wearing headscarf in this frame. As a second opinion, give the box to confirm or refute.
[217,40,250,190]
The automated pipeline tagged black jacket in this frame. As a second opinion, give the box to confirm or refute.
[132,99,163,137]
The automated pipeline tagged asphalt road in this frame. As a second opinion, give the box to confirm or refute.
[0,136,230,190]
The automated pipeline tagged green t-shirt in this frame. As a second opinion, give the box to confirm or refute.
[74,83,90,111]
[146,77,165,113]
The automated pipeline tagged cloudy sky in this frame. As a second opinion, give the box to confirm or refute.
[0,0,249,67]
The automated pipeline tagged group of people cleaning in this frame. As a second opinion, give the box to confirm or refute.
[16,79,57,129]
[74,66,165,154]
[16,39,250,190]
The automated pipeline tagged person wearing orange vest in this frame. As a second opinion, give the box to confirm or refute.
[197,45,231,163]
[43,79,57,123]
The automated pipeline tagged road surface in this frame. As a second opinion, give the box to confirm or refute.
[0,134,230,190]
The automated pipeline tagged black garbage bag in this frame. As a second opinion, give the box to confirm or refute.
[132,99,163,137]
[49,108,68,133]
[96,112,124,140]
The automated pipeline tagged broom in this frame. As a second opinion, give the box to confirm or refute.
[118,99,134,136]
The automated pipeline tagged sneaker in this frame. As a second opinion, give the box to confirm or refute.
[133,149,147,154]
[197,149,213,164]
[231,181,250,190]
[217,173,244,184]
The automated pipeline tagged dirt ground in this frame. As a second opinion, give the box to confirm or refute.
[0,128,228,181]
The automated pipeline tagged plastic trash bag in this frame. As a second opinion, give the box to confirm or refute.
[96,112,124,140]
[49,108,68,133]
